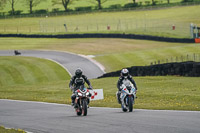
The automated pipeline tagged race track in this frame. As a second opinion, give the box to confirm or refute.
[0,50,105,79]
[0,100,200,133]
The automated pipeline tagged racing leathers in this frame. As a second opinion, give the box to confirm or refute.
[69,75,92,106]
[117,75,137,104]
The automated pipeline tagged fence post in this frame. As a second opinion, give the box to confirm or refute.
[181,56,183,62]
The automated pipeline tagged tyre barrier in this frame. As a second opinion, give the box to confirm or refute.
[98,61,200,78]
[0,33,194,43]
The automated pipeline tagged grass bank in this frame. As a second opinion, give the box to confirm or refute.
[0,56,70,86]
[0,37,199,72]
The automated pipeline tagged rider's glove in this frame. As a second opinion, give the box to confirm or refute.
[88,85,93,90]
[119,86,123,91]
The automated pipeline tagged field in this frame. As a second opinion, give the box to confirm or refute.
[1,5,200,38]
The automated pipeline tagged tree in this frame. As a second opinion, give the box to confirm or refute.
[167,0,170,4]
[0,0,6,10]
[52,0,74,12]
[7,0,19,15]
[25,0,46,14]
[132,0,136,4]
[95,0,107,9]
[152,0,155,5]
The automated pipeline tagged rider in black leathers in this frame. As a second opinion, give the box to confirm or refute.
[69,68,92,106]
[117,68,137,104]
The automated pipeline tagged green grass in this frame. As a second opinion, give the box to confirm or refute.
[95,43,200,71]
[1,75,200,111]
[1,5,200,38]
[0,126,26,133]
[0,56,70,86]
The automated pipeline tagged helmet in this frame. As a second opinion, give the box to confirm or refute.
[121,69,129,78]
[75,68,82,78]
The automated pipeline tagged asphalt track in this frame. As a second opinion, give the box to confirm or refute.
[0,100,200,133]
[0,50,105,79]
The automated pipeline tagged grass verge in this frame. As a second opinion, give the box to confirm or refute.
[0,126,26,133]
[1,76,200,111]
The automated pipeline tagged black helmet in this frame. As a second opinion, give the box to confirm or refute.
[75,68,82,78]
[121,68,129,77]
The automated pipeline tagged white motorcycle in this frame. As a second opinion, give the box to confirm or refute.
[120,80,136,112]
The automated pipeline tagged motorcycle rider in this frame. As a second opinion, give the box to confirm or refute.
[69,68,92,107]
[117,68,137,104]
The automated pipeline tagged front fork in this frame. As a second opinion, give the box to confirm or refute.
[121,94,134,107]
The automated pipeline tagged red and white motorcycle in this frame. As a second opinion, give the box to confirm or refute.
[74,86,91,116]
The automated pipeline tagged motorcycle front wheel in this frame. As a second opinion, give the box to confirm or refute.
[128,96,133,112]
[82,100,87,116]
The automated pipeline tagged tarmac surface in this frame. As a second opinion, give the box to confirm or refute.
[0,99,200,133]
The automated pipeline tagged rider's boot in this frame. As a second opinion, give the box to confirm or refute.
[71,94,76,106]
[74,103,78,108]
[71,99,75,106]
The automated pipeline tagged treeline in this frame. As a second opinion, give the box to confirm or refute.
[0,0,199,15]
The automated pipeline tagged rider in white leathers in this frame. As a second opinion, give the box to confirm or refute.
[117,69,137,104]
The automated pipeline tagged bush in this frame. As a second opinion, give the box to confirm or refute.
[75,6,92,11]
[8,10,22,15]
[34,9,48,14]
[124,3,139,8]
[15,10,22,15]
[52,8,59,13]
[109,4,122,9]
[144,1,151,6]
[182,0,193,2]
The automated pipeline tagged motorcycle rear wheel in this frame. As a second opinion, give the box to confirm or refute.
[77,109,82,116]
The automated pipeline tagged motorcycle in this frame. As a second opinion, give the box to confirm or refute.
[74,86,91,116]
[120,79,136,112]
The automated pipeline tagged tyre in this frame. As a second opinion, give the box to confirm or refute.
[122,108,127,112]
[77,109,82,116]
[121,102,127,112]
[82,100,87,116]
[128,96,133,112]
